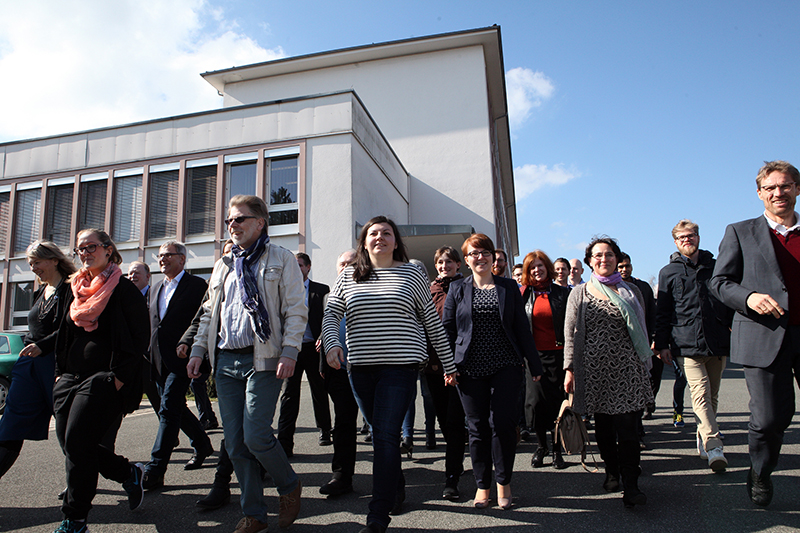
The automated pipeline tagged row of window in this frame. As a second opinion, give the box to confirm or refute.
[0,150,299,257]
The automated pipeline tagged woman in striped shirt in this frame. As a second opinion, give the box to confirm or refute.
[323,216,457,533]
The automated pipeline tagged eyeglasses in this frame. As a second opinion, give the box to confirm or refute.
[591,253,616,260]
[467,250,493,259]
[760,183,796,194]
[157,252,183,259]
[224,215,257,226]
[675,233,698,242]
[73,243,108,255]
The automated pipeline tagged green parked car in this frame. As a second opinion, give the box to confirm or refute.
[0,332,27,414]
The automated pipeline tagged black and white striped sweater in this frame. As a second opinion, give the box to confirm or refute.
[322,263,456,374]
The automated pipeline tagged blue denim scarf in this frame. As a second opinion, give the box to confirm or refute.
[231,232,271,343]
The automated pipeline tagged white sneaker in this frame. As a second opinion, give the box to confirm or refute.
[707,446,727,472]
[697,435,708,459]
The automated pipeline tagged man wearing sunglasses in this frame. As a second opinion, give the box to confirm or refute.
[187,195,306,533]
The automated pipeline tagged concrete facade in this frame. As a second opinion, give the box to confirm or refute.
[0,27,515,330]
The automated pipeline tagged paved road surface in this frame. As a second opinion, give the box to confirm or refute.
[1,363,799,532]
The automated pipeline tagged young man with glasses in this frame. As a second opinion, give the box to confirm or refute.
[655,220,732,473]
[711,160,800,507]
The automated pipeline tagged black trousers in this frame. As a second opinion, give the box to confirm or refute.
[54,373,132,521]
[744,325,800,477]
[458,365,523,488]
[277,342,332,451]
[425,371,466,479]
[323,366,358,480]
[529,350,566,447]
[593,410,642,475]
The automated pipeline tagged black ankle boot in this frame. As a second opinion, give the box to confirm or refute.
[621,466,646,507]
[0,444,21,479]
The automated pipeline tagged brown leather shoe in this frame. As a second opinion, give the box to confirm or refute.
[278,480,302,528]
[234,515,268,533]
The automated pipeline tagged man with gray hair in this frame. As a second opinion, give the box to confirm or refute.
[187,195,306,532]
[142,241,212,489]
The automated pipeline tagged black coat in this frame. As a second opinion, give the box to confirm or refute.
[655,250,732,358]
[56,276,149,413]
[149,272,208,378]
[442,275,543,376]
[521,282,571,346]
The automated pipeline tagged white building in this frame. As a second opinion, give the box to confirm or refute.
[0,26,517,329]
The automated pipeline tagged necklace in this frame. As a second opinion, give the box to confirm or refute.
[37,279,63,321]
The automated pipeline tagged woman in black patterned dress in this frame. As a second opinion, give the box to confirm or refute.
[563,237,653,508]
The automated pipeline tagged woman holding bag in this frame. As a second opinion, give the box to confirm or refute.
[563,236,653,508]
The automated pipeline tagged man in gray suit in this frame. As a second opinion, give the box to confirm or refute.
[710,160,800,507]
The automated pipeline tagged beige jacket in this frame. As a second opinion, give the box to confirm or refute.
[190,242,307,371]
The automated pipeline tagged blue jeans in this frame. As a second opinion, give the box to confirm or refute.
[349,365,417,528]
[215,350,298,523]
[191,373,218,424]
[148,371,211,476]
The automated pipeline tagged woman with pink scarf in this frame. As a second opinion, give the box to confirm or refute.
[51,229,149,533]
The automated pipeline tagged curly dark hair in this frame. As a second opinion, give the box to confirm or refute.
[583,236,622,267]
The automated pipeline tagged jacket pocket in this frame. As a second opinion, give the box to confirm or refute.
[264,266,283,281]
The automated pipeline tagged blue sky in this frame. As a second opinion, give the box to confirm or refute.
[1,1,799,283]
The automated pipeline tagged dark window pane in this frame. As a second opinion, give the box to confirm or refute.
[0,192,10,256]
[46,184,74,247]
[148,169,179,239]
[14,189,41,255]
[270,158,297,205]
[113,176,142,242]
[187,165,217,236]
[79,180,107,231]
[268,209,298,226]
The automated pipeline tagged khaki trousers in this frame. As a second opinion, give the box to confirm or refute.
[677,356,726,451]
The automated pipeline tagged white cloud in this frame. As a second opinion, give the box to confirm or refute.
[505,67,554,130]
[0,0,284,142]
[514,163,581,200]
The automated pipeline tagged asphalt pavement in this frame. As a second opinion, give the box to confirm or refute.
[1,363,799,533]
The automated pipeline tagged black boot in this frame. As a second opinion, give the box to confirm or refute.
[0,442,21,479]
[196,484,231,510]
[621,465,646,508]
[603,466,621,492]
[531,446,548,468]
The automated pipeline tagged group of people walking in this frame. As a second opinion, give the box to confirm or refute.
[0,159,798,532]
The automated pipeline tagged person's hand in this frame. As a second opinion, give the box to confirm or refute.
[532,374,542,382]
[326,347,345,370]
[276,356,296,379]
[564,369,574,393]
[444,371,459,386]
[20,344,42,357]
[747,293,785,319]
[176,344,189,359]
[658,348,673,365]
[187,357,203,379]
[114,377,124,391]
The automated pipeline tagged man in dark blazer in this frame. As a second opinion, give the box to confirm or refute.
[277,253,332,456]
[710,160,800,507]
[142,241,212,490]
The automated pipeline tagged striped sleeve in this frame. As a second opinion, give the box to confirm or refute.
[322,263,455,369]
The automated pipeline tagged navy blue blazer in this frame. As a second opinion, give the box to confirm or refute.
[442,274,543,376]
